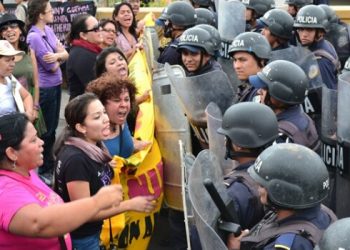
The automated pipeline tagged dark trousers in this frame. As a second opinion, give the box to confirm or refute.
[38,85,61,175]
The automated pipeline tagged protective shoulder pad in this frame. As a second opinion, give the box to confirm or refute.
[274,233,296,250]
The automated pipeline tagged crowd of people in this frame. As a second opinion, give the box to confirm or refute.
[0,0,350,249]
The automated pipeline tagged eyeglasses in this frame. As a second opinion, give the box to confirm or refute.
[0,23,19,32]
[102,29,116,34]
[44,9,53,14]
[84,25,101,33]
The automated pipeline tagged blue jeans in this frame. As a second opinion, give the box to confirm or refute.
[72,232,100,250]
[38,85,61,175]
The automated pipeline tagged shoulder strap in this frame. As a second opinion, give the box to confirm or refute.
[313,48,341,72]
[21,4,28,17]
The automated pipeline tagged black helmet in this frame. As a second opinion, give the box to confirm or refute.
[217,102,278,149]
[319,4,338,25]
[293,5,328,32]
[248,143,330,209]
[159,1,197,27]
[284,0,312,9]
[195,8,217,27]
[241,0,275,18]
[228,32,271,60]
[315,218,350,250]
[178,26,215,56]
[260,9,294,40]
[249,60,308,105]
[196,24,221,53]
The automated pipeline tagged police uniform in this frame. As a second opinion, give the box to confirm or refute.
[224,161,265,230]
[309,38,339,89]
[240,205,336,250]
[277,105,320,151]
[236,83,258,103]
[157,38,182,65]
[185,58,222,77]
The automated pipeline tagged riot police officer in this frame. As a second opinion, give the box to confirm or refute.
[157,1,197,65]
[218,102,279,229]
[177,26,222,76]
[285,0,312,18]
[260,9,294,50]
[227,143,336,250]
[319,4,350,69]
[315,218,350,250]
[228,32,271,102]
[195,8,217,27]
[294,5,339,90]
[241,0,275,32]
[249,60,320,151]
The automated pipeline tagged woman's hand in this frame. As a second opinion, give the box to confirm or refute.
[128,196,157,213]
[43,52,59,64]
[93,184,124,210]
[226,229,250,250]
[133,139,151,152]
[136,89,151,105]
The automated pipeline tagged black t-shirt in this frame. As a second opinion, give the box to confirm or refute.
[54,145,113,238]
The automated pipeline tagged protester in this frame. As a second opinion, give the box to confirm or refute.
[99,19,117,49]
[66,13,102,100]
[15,0,28,23]
[0,112,124,249]
[54,93,155,249]
[0,40,34,121]
[27,0,68,185]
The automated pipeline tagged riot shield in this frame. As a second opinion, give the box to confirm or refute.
[206,102,234,175]
[165,63,235,148]
[146,26,160,62]
[336,74,350,218]
[217,0,245,43]
[270,46,323,133]
[320,87,337,211]
[141,27,154,71]
[217,57,240,92]
[153,64,192,211]
[188,149,230,250]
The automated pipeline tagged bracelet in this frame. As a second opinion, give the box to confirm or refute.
[33,104,40,111]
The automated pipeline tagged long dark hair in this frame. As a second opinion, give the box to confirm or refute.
[66,13,91,45]
[0,113,29,163]
[27,0,49,27]
[95,47,128,77]
[112,2,138,40]
[54,93,99,156]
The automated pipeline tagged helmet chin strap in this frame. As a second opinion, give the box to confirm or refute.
[224,137,260,160]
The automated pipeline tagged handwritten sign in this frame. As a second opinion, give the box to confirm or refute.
[4,1,96,46]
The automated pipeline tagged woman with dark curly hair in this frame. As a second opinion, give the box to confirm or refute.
[86,74,150,157]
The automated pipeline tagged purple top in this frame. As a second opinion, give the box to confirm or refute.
[27,25,62,88]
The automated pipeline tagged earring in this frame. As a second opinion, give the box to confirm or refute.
[12,158,17,169]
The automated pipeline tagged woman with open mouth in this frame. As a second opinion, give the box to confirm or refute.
[113,2,143,61]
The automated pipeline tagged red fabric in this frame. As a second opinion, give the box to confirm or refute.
[71,39,102,54]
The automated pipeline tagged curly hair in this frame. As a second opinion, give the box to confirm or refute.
[86,74,137,108]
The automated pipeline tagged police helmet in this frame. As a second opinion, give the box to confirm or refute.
[178,26,216,56]
[293,5,328,31]
[195,8,217,27]
[242,0,275,18]
[248,143,329,209]
[159,1,197,27]
[249,60,308,105]
[196,24,221,53]
[217,102,278,149]
[315,218,350,250]
[284,0,312,9]
[319,4,338,25]
[260,9,294,40]
[228,32,271,60]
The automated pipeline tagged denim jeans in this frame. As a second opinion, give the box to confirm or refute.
[72,232,100,250]
[38,85,61,175]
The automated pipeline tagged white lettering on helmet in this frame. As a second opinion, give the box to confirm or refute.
[232,39,244,47]
[263,65,271,77]
[180,34,199,43]
[254,157,262,173]
[297,16,318,24]
[242,0,250,4]
[345,59,350,71]
[323,178,329,190]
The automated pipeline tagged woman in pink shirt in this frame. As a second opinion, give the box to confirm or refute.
[0,112,123,250]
